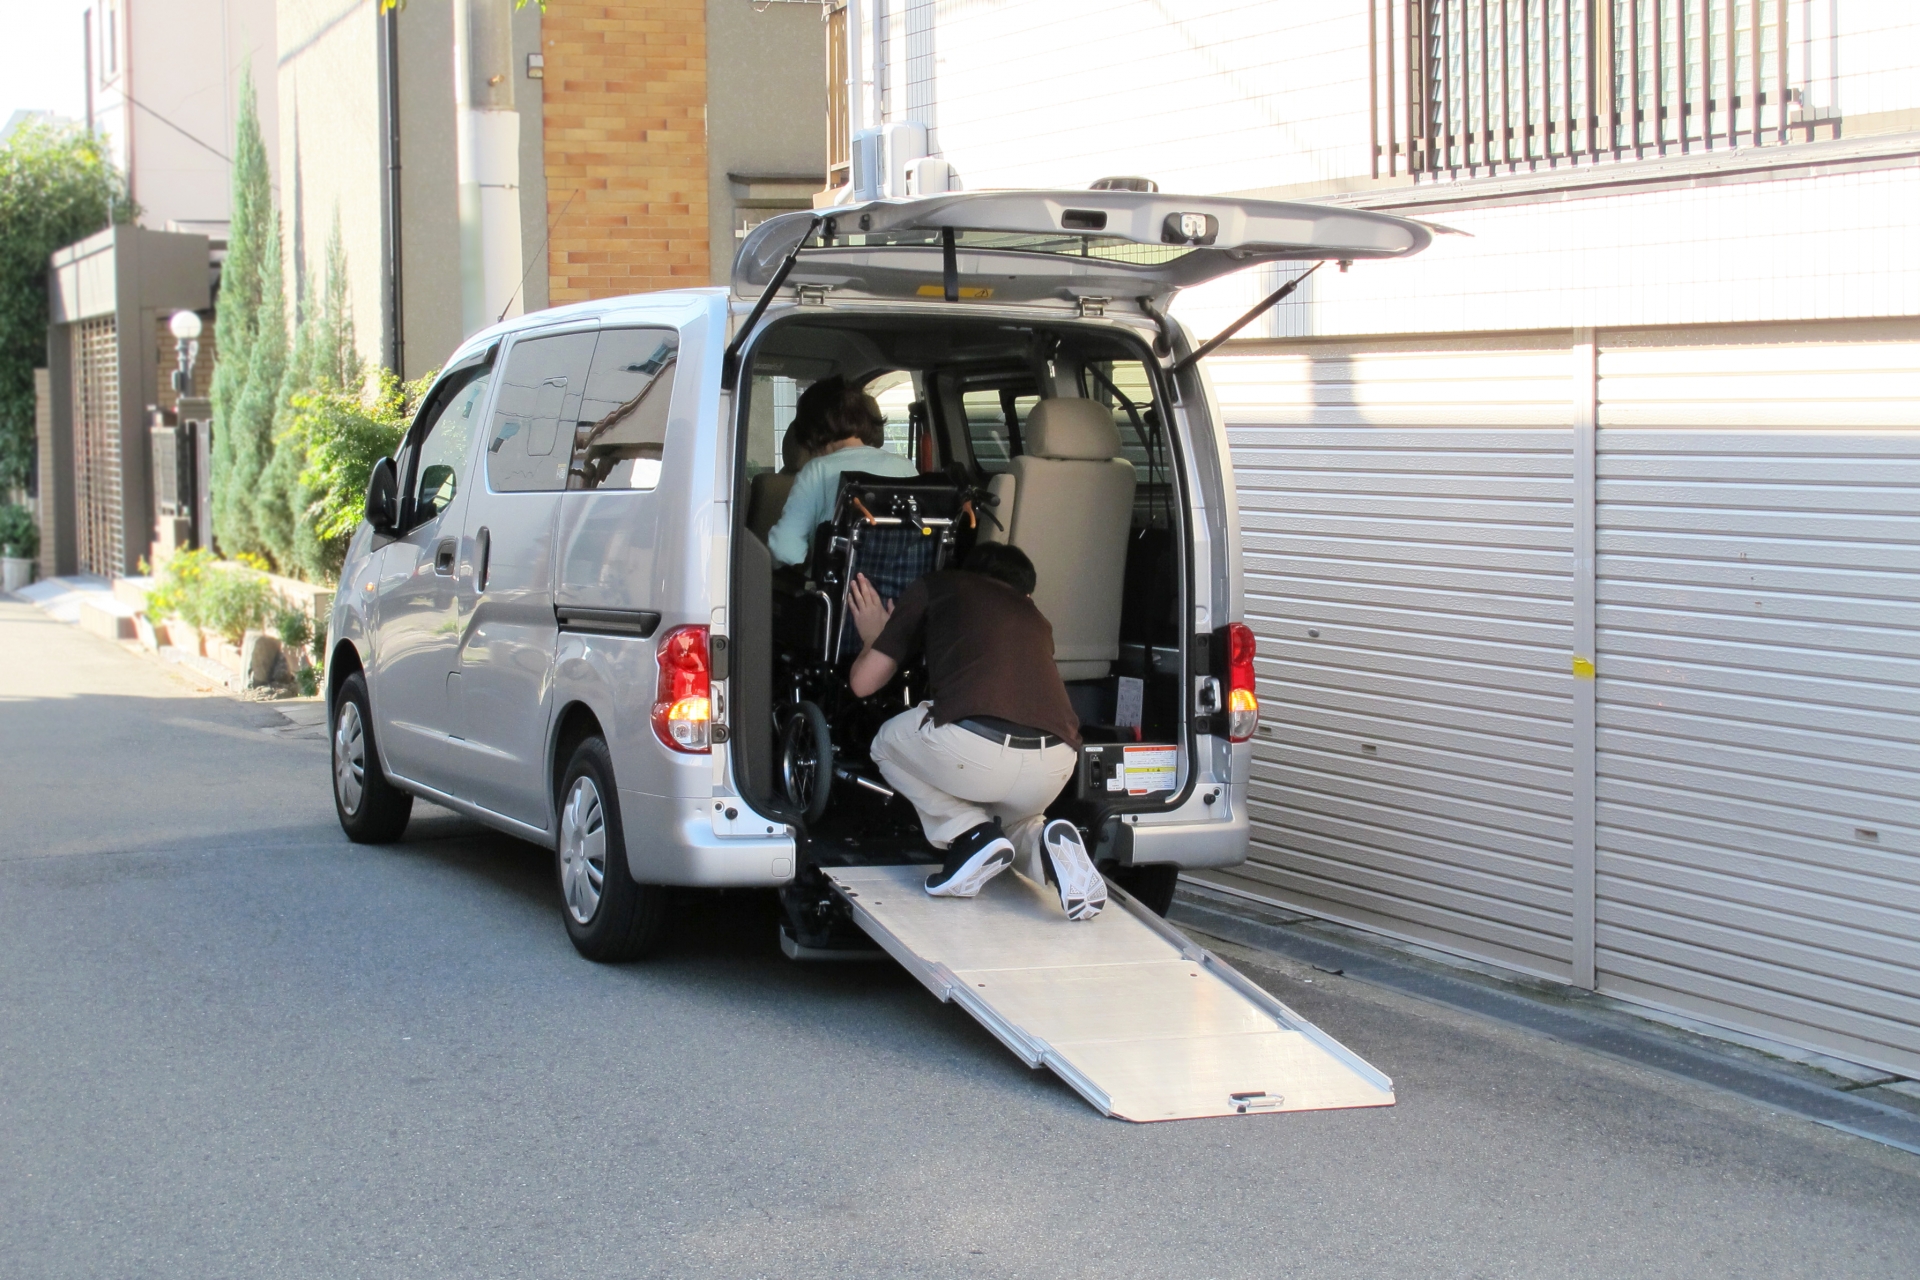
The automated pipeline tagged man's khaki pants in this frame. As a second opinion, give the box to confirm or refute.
[870,704,1077,884]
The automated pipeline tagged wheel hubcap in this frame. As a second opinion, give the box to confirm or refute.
[559,775,608,925]
[333,701,366,815]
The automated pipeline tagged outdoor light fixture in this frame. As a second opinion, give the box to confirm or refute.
[169,310,202,396]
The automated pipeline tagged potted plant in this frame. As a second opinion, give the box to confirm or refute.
[0,504,38,593]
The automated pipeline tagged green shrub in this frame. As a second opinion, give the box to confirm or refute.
[145,548,218,627]
[0,502,37,557]
[202,567,275,645]
[292,366,429,579]
[275,604,312,653]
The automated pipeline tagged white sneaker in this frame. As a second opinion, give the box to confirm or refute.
[1043,819,1106,921]
[925,820,1016,897]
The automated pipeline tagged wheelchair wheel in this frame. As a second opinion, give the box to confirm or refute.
[780,700,834,825]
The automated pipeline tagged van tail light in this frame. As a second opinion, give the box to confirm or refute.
[652,625,712,753]
[1226,622,1258,743]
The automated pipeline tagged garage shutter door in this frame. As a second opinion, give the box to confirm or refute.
[1197,336,1580,981]
[1595,330,1920,1077]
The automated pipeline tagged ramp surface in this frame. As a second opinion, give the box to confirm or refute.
[826,864,1395,1122]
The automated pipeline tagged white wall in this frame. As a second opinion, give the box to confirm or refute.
[92,0,279,233]
[277,0,386,376]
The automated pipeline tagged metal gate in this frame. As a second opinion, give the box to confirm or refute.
[1197,334,1581,983]
[1199,322,1920,1077]
[71,315,121,577]
[1593,324,1920,1077]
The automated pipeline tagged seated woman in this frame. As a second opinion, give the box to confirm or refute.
[767,377,918,567]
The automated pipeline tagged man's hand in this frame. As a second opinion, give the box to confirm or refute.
[847,574,894,647]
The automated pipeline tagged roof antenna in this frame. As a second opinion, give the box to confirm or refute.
[499,187,581,323]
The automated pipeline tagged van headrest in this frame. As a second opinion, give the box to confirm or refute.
[1025,398,1122,461]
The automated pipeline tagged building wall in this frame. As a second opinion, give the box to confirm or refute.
[277,0,387,375]
[540,0,711,302]
[704,0,825,285]
[93,0,280,233]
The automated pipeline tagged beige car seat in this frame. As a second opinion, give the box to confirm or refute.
[745,471,796,543]
[980,398,1136,680]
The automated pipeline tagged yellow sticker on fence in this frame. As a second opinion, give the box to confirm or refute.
[1572,655,1596,679]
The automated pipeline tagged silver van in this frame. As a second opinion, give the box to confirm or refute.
[326,190,1430,962]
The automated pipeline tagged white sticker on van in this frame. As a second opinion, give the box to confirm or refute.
[1124,745,1177,795]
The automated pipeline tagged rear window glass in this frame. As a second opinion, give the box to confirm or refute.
[569,327,678,491]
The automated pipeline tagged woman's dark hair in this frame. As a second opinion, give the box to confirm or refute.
[788,376,844,454]
[963,542,1037,595]
[826,382,888,449]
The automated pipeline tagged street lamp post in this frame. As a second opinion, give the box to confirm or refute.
[167,310,211,552]
[169,309,202,396]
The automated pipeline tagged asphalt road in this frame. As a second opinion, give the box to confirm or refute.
[4,597,1918,1279]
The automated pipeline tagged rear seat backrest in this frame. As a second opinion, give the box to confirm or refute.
[980,398,1136,680]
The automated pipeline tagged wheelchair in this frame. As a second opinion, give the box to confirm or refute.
[770,471,984,827]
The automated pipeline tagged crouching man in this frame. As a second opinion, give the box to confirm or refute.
[846,544,1106,921]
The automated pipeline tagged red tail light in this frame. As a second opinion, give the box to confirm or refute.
[652,625,712,753]
[1226,621,1258,743]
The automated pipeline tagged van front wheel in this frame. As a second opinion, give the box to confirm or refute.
[331,672,413,843]
[556,736,667,962]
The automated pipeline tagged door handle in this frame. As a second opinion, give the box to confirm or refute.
[435,538,457,574]
[475,526,491,592]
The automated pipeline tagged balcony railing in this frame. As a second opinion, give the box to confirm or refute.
[1369,0,1831,180]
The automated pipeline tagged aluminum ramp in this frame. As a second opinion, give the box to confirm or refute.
[825,864,1395,1122]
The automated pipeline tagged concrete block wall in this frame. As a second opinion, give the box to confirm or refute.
[541,0,711,302]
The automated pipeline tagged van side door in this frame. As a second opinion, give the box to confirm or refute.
[448,328,596,825]
[369,365,494,789]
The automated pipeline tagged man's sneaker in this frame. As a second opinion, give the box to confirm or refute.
[925,820,1015,897]
[1042,819,1106,921]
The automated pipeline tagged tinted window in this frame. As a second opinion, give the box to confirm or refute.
[487,332,597,493]
[569,327,679,490]
[410,371,492,523]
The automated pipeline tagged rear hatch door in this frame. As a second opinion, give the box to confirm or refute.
[732,190,1433,308]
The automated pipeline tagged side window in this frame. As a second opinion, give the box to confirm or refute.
[410,370,493,524]
[747,372,800,476]
[569,327,679,491]
[487,331,597,493]
[962,385,1038,475]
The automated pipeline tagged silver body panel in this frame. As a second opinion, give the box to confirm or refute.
[826,863,1394,1122]
[332,274,1251,886]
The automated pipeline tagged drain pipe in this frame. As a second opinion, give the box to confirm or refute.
[453,0,524,336]
[380,4,405,375]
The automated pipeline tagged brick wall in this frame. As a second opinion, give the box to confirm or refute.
[541,0,709,303]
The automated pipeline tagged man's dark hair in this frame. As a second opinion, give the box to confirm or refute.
[963,542,1037,595]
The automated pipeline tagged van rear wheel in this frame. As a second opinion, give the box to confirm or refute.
[557,735,667,962]
[331,671,413,843]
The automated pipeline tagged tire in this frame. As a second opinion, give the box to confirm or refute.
[331,671,413,843]
[556,735,667,962]
[779,700,834,825]
[1110,863,1179,917]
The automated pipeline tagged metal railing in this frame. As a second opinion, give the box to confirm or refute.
[1370,0,1829,180]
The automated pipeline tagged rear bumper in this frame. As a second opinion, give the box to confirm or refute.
[1113,789,1249,869]
[618,790,797,887]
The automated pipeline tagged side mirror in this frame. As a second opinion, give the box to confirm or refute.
[365,456,399,532]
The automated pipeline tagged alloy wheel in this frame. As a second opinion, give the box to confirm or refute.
[559,775,608,925]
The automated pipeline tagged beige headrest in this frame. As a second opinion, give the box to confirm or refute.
[1025,398,1122,461]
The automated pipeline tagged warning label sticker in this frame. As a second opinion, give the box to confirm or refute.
[1123,744,1177,795]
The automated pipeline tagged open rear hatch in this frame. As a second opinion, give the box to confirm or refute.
[733,190,1434,309]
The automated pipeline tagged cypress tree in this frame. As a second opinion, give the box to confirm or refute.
[231,209,288,562]
[209,69,273,556]
[266,210,362,576]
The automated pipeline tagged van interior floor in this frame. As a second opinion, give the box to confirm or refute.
[822,863,1398,1122]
